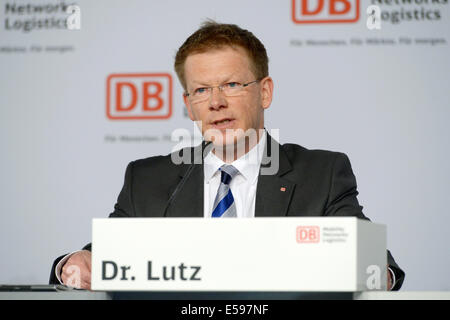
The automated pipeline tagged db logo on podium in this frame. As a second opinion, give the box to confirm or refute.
[296,226,320,243]
[106,73,173,120]
[292,0,360,24]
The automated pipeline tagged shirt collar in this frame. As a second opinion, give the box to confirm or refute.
[204,131,267,184]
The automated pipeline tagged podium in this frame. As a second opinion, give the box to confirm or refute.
[91,217,387,292]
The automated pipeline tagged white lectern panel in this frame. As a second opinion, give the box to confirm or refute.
[91,217,387,291]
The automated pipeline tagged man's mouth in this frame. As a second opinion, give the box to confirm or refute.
[211,118,235,129]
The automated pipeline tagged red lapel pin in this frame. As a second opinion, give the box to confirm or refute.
[280,187,286,192]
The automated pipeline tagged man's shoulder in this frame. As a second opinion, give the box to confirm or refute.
[131,153,172,167]
[279,142,348,165]
[127,145,196,173]
[277,141,355,184]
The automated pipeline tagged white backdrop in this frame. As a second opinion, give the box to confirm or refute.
[0,0,449,290]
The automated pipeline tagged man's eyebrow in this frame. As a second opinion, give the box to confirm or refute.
[191,82,211,87]
[191,75,236,87]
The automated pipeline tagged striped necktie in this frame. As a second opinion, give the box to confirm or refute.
[211,165,239,218]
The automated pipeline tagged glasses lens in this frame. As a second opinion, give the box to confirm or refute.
[190,93,208,103]
[222,82,243,96]
[189,88,209,102]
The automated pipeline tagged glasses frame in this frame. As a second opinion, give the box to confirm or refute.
[184,79,262,101]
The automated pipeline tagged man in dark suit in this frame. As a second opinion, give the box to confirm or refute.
[50,21,405,290]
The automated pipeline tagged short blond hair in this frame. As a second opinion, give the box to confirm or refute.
[174,20,269,89]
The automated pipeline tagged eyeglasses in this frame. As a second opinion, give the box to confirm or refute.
[184,79,261,103]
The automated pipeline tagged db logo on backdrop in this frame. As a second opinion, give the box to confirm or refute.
[106,73,173,120]
[296,226,320,243]
[292,0,360,24]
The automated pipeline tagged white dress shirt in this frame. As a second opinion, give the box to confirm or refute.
[203,132,266,218]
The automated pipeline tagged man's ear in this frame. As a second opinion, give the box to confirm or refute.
[183,93,195,121]
[260,76,273,110]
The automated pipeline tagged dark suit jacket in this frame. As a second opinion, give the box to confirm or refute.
[50,135,405,289]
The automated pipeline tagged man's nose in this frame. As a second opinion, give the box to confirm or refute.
[208,87,227,110]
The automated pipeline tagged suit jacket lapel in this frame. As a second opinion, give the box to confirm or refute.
[165,164,204,218]
[164,143,210,218]
[255,134,296,217]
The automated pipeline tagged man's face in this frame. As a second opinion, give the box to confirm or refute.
[183,46,273,147]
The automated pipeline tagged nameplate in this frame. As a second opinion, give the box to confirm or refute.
[91,217,387,291]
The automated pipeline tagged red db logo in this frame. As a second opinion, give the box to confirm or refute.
[296,226,320,243]
[292,0,360,24]
[106,73,173,120]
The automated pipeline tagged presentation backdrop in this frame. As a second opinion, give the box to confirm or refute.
[0,0,449,290]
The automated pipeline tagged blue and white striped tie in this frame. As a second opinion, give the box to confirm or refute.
[211,165,239,218]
